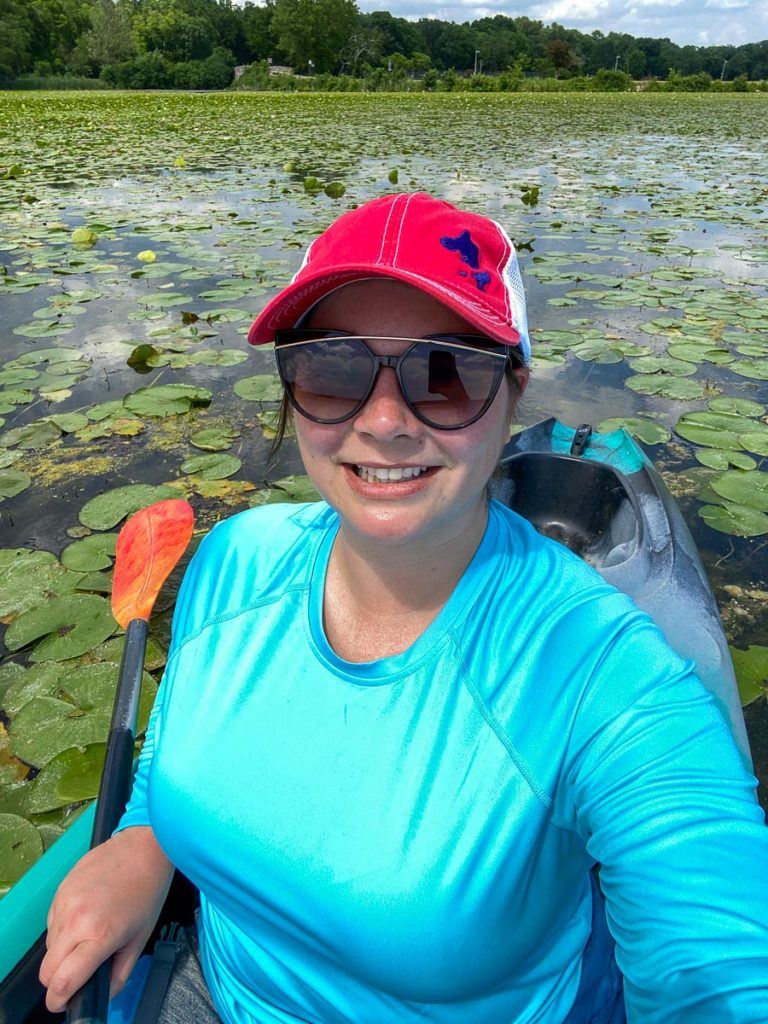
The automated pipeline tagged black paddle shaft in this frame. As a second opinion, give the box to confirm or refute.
[67,617,149,1024]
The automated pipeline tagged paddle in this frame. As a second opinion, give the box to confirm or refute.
[66,499,194,1024]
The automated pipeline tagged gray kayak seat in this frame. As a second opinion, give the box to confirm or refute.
[491,418,751,767]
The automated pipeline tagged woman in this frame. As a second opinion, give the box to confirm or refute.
[41,193,768,1023]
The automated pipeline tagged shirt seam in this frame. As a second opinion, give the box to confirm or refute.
[449,628,553,810]
[164,585,308,670]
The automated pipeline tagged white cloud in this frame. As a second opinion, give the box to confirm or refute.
[358,0,768,46]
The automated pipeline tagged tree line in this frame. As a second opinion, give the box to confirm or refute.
[1,0,766,89]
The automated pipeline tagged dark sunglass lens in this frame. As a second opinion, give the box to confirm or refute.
[401,344,504,426]
[276,340,374,422]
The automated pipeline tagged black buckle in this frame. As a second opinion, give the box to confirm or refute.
[570,423,592,458]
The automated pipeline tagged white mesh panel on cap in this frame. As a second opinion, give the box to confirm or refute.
[491,218,531,364]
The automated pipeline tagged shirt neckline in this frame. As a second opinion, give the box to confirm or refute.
[306,503,502,685]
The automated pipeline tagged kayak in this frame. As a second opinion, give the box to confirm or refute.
[0,417,749,1023]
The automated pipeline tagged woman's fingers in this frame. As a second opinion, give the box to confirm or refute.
[43,939,112,1013]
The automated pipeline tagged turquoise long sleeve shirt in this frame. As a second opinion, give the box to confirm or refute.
[119,500,768,1023]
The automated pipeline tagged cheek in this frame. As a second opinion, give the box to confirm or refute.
[294,418,346,469]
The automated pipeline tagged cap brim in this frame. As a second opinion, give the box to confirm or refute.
[247,265,522,351]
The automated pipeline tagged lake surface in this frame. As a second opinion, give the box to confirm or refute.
[0,92,766,890]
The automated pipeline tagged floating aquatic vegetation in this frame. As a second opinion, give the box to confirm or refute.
[1,89,767,888]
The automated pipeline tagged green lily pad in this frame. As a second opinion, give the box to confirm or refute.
[0,813,43,884]
[260,475,320,504]
[9,663,155,768]
[699,502,768,537]
[0,469,31,499]
[71,227,98,247]
[60,533,117,572]
[233,375,282,402]
[324,181,346,199]
[180,453,241,480]
[708,397,764,417]
[0,549,94,619]
[710,470,768,511]
[48,412,89,433]
[123,383,212,418]
[626,376,710,401]
[729,646,768,707]
[627,355,697,377]
[1,663,66,717]
[25,744,107,813]
[141,292,193,308]
[5,594,116,662]
[596,417,671,445]
[675,411,749,449]
[79,483,179,530]
[189,426,239,451]
[0,421,62,450]
[730,359,768,380]
[695,450,757,471]
[739,432,768,457]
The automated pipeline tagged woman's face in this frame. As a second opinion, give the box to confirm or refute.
[292,279,528,551]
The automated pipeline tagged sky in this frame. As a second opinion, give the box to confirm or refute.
[356,0,768,47]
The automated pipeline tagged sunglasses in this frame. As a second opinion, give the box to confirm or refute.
[274,330,519,430]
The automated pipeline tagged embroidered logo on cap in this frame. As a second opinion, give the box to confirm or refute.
[440,230,491,292]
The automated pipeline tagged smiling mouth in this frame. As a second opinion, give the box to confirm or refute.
[347,464,436,484]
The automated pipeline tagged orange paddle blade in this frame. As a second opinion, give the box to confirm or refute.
[111,499,195,628]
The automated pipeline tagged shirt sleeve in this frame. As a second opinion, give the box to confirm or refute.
[558,615,768,1023]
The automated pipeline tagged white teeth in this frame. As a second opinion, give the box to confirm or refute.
[355,465,429,484]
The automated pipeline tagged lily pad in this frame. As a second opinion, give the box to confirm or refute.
[708,397,764,417]
[627,355,697,377]
[60,533,118,572]
[233,375,282,402]
[699,502,768,537]
[730,359,768,381]
[25,744,107,813]
[48,412,89,433]
[5,594,116,662]
[0,469,31,499]
[0,662,66,717]
[596,417,671,445]
[729,646,768,707]
[8,663,155,768]
[0,421,62,450]
[79,483,179,530]
[0,549,93,619]
[0,814,43,884]
[189,426,239,451]
[123,383,212,418]
[180,453,242,480]
[626,376,710,401]
[695,450,757,472]
[710,470,768,511]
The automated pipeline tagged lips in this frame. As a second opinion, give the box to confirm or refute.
[341,463,439,495]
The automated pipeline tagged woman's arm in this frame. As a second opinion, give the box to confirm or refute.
[560,617,768,1023]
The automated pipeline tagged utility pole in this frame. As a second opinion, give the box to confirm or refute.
[474,49,480,75]
[614,54,621,71]
[721,58,728,80]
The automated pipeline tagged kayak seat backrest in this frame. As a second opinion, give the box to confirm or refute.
[493,453,642,570]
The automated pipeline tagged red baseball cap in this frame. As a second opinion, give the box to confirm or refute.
[247,192,531,365]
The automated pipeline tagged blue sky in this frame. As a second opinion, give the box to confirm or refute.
[356,0,768,46]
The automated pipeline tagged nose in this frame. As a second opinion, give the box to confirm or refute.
[352,366,423,441]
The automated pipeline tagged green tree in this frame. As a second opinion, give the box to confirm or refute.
[625,47,646,78]
[132,0,214,61]
[0,0,37,79]
[241,1,277,62]
[271,0,359,73]
[68,0,135,75]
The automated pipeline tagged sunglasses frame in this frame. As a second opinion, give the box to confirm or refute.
[274,330,520,431]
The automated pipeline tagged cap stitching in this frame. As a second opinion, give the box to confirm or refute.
[376,195,401,266]
[391,191,417,269]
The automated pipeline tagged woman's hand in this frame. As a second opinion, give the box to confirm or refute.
[39,826,174,1013]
